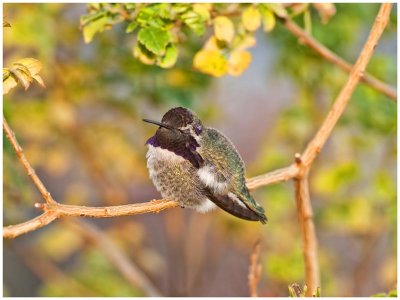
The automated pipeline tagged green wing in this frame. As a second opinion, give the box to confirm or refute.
[200,128,267,219]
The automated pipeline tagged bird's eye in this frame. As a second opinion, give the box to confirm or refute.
[194,123,202,135]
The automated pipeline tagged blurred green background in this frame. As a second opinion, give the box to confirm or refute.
[3,3,397,297]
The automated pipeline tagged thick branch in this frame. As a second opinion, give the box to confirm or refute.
[294,174,319,296]
[282,15,397,101]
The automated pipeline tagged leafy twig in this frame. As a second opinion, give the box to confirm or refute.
[281,15,396,101]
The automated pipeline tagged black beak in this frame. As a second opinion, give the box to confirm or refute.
[142,119,175,131]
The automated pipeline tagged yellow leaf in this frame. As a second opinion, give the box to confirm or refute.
[3,70,17,95]
[242,6,261,32]
[228,51,252,76]
[14,58,42,76]
[203,36,220,51]
[193,3,212,21]
[193,50,227,77]
[214,16,235,43]
[262,9,275,32]
[133,43,156,65]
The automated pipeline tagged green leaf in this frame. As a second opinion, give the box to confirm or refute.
[181,11,206,36]
[158,44,178,68]
[137,27,171,56]
[261,8,275,32]
[82,14,109,43]
[125,21,137,33]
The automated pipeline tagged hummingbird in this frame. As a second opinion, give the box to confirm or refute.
[143,107,267,224]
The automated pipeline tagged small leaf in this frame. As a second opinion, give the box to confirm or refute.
[193,50,227,77]
[193,3,211,21]
[133,42,156,65]
[181,11,206,36]
[242,6,261,32]
[261,9,275,32]
[266,4,288,18]
[3,19,11,27]
[228,50,252,76]
[158,44,178,68]
[14,58,42,76]
[214,16,235,44]
[125,21,137,33]
[10,68,31,90]
[137,27,171,56]
[33,74,46,88]
[82,14,109,43]
[3,70,18,95]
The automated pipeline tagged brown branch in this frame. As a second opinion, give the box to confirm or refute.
[246,164,299,190]
[68,219,163,297]
[294,173,320,295]
[248,240,262,297]
[282,14,397,101]
[3,116,57,206]
[291,3,393,296]
[3,210,59,239]
[3,113,299,239]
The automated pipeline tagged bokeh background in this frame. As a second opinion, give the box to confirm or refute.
[3,3,397,297]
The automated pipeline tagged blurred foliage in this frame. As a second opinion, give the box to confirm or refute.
[3,3,397,297]
[80,3,337,77]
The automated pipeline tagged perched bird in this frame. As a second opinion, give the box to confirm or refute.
[143,107,267,224]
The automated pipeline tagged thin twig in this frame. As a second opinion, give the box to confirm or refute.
[68,219,163,297]
[301,3,393,168]
[3,116,57,206]
[248,240,262,297]
[292,3,393,296]
[282,15,396,101]
[3,211,59,239]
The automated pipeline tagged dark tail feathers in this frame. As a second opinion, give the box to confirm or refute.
[205,190,268,224]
